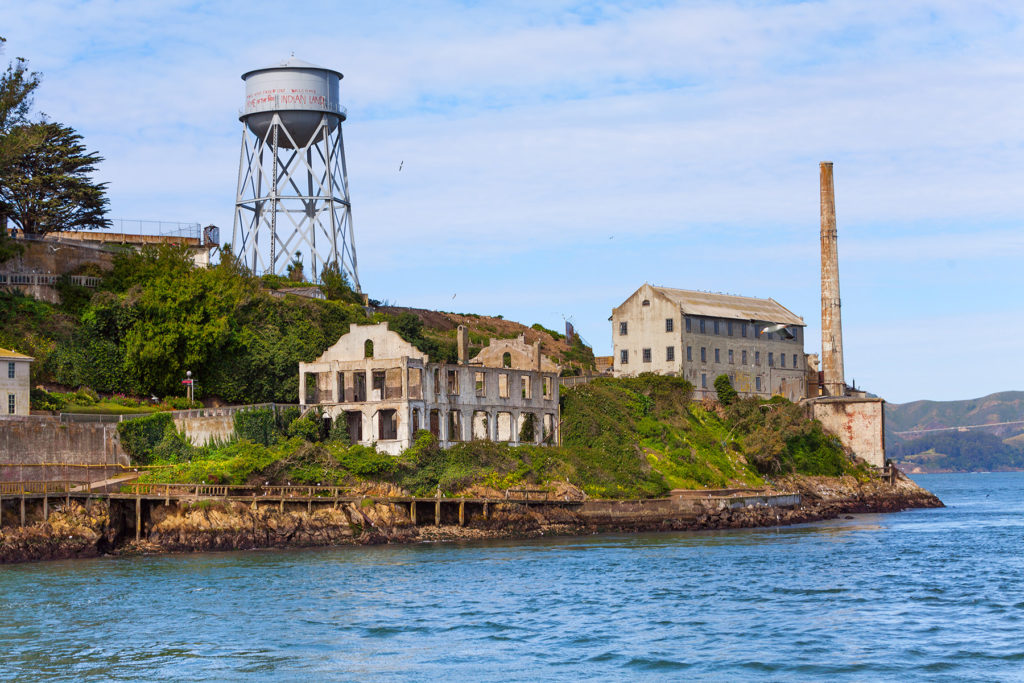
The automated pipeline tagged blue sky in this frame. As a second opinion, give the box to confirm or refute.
[2,0,1022,403]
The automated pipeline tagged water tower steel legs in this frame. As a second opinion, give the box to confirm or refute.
[233,113,360,290]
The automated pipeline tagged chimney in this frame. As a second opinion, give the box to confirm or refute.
[457,325,469,365]
[820,162,846,396]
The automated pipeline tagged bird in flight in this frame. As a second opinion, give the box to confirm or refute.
[399,160,404,172]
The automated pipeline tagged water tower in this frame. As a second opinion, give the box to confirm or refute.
[232,56,360,289]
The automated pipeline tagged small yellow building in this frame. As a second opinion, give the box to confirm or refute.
[0,347,34,416]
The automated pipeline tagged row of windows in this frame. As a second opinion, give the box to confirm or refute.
[618,318,798,342]
[699,374,764,392]
[621,347,800,368]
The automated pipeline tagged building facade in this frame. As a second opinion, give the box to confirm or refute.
[611,283,807,400]
[0,347,34,416]
[299,323,560,455]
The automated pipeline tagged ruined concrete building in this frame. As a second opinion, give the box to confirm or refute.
[610,283,808,401]
[299,323,561,455]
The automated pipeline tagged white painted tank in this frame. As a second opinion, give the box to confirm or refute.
[240,57,345,148]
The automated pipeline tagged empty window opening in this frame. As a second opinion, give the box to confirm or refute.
[446,368,459,395]
[353,371,367,401]
[499,373,510,398]
[433,368,440,395]
[642,348,652,363]
[519,413,537,443]
[346,411,363,442]
[502,352,512,368]
[701,373,707,388]
[378,409,398,440]
[372,370,386,400]
[386,368,403,399]
[429,409,441,438]
[793,354,798,368]
[742,350,748,365]
[475,371,486,397]
[412,408,421,434]
[364,339,374,358]
[701,347,706,363]
[665,318,674,333]
[642,299,650,306]
[543,413,555,444]
[686,346,692,362]
[728,349,734,364]
[336,372,345,403]
[408,367,423,399]
[714,349,720,363]
[620,349,629,364]
[496,412,514,442]
[521,375,532,399]
[543,376,552,399]
[472,411,490,440]
[755,351,761,366]
[666,346,675,362]
[447,411,462,442]
[305,373,317,403]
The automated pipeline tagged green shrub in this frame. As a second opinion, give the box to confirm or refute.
[117,412,175,463]
[30,388,66,412]
[714,374,738,406]
[234,407,277,446]
[287,414,321,442]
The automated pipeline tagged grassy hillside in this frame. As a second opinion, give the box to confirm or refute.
[1,244,595,405]
[886,391,1024,434]
[130,376,862,498]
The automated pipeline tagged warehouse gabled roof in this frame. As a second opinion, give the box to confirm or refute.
[652,286,805,326]
[0,347,34,361]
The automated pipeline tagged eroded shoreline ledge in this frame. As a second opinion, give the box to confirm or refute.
[0,472,941,565]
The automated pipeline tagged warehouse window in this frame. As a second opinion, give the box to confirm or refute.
[728,349,734,364]
[699,319,706,333]
[768,353,774,367]
[685,317,692,333]
[742,350,748,365]
[756,376,762,392]
[701,374,707,388]
[741,324,747,338]
[686,346,692,361]
[642,348,652,363]
[727,321,733,336]
[714,348,720,363]
[793,354,798,368]
[7,394,14,414]
[666,346,675,362]
[7,362,13,379]
[701,347,706,362]
[619,321,628,336]
[714,320,720,335]
[620,349,629,365]
[755,351,761,366]
[665,318,674,333]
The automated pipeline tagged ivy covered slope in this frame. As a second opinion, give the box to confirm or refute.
[128,375,863,499]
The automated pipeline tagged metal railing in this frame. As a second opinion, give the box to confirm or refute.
[0,273,101,288]
[0,480,89,495]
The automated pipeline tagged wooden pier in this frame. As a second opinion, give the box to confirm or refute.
[0,480,583,540]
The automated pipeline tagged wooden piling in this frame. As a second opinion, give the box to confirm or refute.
[410,500,417,524]
[483,501,488,520]
[20,496,25,527]
[458,499,465,527]
[435,499,441,526]
[43,493,48,521]
[135,495,141,542]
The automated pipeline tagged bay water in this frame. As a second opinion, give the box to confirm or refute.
[1,473,1022,681]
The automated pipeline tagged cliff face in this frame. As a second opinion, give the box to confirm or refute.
[0,501,113,563]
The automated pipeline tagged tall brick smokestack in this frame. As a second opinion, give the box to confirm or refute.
[820,161,845,396]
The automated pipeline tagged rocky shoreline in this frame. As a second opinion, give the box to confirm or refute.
[0,472,942,565]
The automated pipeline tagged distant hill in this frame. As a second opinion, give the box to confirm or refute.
[885,391,1024,473]
[886,391,1024,436]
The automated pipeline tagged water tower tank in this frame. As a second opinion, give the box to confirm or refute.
[240,57,345,148]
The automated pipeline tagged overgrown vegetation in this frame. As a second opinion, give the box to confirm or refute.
[132,375,861,498]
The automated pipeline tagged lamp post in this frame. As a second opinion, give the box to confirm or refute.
[186,370,193,404]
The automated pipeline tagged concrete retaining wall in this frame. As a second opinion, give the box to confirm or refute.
[812,397,886,467]
[0,415,128,481]
[173,413,235,446]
